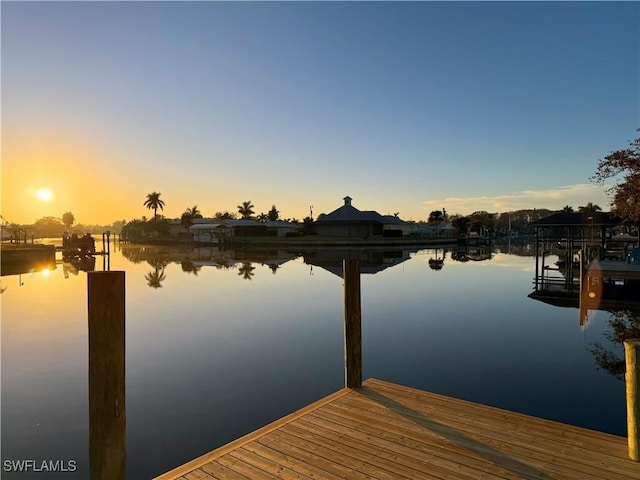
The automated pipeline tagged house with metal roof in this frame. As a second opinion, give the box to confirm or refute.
[314,196,410,237]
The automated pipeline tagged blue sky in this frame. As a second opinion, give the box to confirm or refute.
[2,1,638,224]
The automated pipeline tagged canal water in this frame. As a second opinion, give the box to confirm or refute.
[0,240,632,479]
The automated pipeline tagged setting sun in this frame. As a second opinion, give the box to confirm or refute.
[36,188,53,202]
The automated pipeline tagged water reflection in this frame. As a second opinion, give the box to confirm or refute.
[450,246,493,262]
[180,260,201,276]
[302,248,413,276]
[428,248,446,270]
[3,239,639,479]
[120,245,299,285]
[237,262,255,280]
[145,267,166,289]
[590,309,640,380]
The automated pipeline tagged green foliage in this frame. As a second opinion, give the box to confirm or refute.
[122,217,169,239]
[467,211,497,231]
[111,220,126,234]
[589,310,640,380]
[593,131,640,221]
[451,216,471,235]
[428,210,444,224]
[33,216,65,237]
[181,205,201,230]
[62,211,75,229]
[215,211,237,220]
[267,205,280,221]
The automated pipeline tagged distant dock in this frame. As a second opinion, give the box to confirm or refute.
[154,378,638,480]
[0,244,56,276]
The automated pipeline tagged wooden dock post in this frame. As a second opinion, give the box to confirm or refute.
[343,259,362,388]
[88,271,126,479]
[625,339,640,461]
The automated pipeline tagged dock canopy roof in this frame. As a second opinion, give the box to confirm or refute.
[528,212,623,227]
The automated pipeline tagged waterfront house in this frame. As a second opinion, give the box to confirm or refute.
[170,218,298,241]
[314,196,410,237]
[410,221,455,236]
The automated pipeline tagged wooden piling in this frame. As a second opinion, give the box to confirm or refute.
[625,339,640,461]
[343,259,362,388]
[88,271,126,479]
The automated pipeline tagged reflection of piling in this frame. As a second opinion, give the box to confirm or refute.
[578,250,587,326]
[88,271,126,479]
[343,259,362,388]
[625,339,640,461]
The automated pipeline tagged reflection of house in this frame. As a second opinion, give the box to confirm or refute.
[314,196,410,237]
[169,218,298,241]
[303,248,413,276]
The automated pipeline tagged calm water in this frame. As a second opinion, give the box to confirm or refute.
[1,240,631,479]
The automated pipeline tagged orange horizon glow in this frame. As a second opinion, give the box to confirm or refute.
[1,132,143,226]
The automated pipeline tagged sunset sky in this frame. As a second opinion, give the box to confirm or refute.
[2,1,638,226]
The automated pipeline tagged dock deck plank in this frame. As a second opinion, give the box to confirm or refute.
[155,378,639,480]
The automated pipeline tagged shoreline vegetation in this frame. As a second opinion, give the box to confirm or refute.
[121,234,478,249]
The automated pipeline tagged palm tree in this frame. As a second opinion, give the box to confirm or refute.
[428,210,445,236]
[144,192,165,221]
[561,205,574,213]
[578,202,602,215]
[237,200,255,219]
[181,205,202,230]
[185,205,201,218]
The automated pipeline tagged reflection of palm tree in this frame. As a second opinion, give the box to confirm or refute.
[147,256,170,270]
[145,267,166,289]
[238,262,255,280]
[428,248,445,271]
[590,310,640,380]
[144,192,165,221]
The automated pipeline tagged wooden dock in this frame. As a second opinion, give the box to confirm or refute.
[587,259,640,280]
[154,378,638,480]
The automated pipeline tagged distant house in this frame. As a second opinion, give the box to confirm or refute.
[410,222,454,236]
[168,218,217,238]
[169,218,298,240]
[223,219,298,237]
[314,196,410,237]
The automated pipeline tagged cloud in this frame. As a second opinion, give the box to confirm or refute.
[423,183,613,215]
